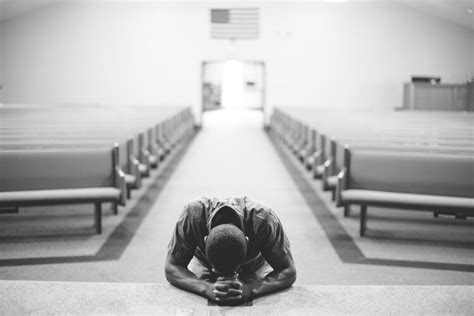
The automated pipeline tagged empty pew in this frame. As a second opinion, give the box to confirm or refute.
[269,107,474,238]
[0,105,196,234]
[0,145,126,234]
[335,147,474,236]
[271,112,327,177]
[0,137,142,195]
[322,139,474,199]
[0,107,195,195]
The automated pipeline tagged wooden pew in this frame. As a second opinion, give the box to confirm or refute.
[0,137,142,194]
[270,107,474,173]
[335,147,474,236]
[322,139,474,199]
[0,145,126,234]
[270,107,474,235]
[0,108,195,194]
[0,106,195,235]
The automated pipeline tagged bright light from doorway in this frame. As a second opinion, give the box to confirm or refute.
[222,60,244,108]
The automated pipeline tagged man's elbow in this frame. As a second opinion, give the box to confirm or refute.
[281,258,296,286]
[164,260,178,285]
[286,265,297,286]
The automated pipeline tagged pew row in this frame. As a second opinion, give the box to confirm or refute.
[0,145,127,234]
[0,107,196,200]
[269,107,474,238]
[0,105,196,235]
[321,139,474,199]
[335,148,474,236]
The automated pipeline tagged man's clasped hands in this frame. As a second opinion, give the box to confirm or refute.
[208,275,257,305]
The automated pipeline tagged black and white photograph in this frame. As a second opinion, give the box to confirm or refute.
[0,0,473,314]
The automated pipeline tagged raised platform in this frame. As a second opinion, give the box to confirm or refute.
[1,281,472,314]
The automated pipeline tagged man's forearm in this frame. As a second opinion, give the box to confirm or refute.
[165,264,211,298]
[251,266,296,299]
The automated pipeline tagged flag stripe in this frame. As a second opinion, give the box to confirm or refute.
[212,25,258,29]
[210,8,259,39]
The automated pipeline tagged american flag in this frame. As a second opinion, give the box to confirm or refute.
[210,8,259,40]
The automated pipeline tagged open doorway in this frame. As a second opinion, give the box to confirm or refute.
[202,60,265,112]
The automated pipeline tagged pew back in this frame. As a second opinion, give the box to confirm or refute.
[0,148,116,192]
[347,150,474,198]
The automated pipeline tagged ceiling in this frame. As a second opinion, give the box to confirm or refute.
[0,0,473,30]
[0,0,57,22]
[400,0,473,31]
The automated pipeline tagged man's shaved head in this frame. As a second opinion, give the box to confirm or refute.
[205,224,247,276]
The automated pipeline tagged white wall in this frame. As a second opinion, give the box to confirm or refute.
[0,1,472,119]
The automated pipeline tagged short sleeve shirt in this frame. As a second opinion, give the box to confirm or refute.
[167,196,291,270]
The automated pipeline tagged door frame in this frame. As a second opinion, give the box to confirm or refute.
[200,59,266,120]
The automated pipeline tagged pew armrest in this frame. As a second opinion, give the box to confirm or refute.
[130,157,142,188]
[312,150,322,166]
[335,169,346,207]
[304,145,314,159]
[148,142,160,157]
[139,148,151,176]
[322,159,332,190]
[115,167,127,206]
[141,148,151,165]
[305,150,321,170]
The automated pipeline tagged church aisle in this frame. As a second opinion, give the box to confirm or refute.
[120,108,334,284]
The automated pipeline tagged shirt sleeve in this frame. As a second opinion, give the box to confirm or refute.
[167,204,198,265]
[259,209,291,260]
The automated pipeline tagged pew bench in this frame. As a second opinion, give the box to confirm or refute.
[0,145,126,234]
[0,140,141,198]
[335,148,474,236]
[322,140,474,200]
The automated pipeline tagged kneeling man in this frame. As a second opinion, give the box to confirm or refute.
[165,196,296,305]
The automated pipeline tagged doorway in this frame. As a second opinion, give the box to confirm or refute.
[202,60,265,112]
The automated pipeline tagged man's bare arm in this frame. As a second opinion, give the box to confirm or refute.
[249,251,296,299]
[216,251,296,305]
[165,254,213,299]
[165,254,245,304]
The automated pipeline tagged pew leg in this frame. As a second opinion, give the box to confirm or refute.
[94,203,102,234]
[360,205,367,237]
[127,186,132,199]
[344,204,350,217]
[331,189,336,201]
[112,203,118,215]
